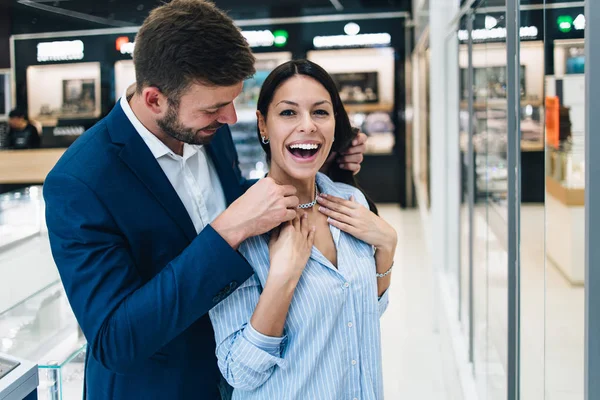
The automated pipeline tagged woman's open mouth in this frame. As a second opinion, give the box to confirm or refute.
[286,143,322,162]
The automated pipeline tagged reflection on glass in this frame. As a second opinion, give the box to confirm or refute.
[544,5,586,399]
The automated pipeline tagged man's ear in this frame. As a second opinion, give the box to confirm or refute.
[142,87,168,115]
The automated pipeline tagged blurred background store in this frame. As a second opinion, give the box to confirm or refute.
[0,0,598,399]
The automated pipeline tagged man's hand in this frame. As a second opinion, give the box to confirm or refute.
[211,178,299,249]
[321,132,368,175]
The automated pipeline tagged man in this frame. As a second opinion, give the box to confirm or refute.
[43,1,366,399]
[8,109,40,149]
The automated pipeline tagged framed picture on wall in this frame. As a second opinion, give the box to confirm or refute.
[62,79,96,115]
[330,72,379,105]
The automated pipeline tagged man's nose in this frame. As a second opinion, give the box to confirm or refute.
[217,103,238,125]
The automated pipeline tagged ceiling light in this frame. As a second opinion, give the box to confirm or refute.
[485,16,498,30]
[573,14,586,30]
[344,22,360,36]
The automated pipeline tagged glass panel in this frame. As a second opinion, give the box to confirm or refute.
[519,2,546,399]
[454,13,475,372]
[543,2,586,398]
[468,2,510,398]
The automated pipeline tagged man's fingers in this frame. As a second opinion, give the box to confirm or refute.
[280,184,298,197]
[342,142,367,156]
[284,196,300,209]
[338,163,361,175]
[283,209,297,222]
[339,153,364,165]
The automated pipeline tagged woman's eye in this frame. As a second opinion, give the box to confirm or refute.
[280,109,296,116]
[314,109,330,116]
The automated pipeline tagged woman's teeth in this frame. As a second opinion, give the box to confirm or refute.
[288,143,319,150]
[287,143,321,159]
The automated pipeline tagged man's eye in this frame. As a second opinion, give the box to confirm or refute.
[280,110,296,116]
[204,109,218,115]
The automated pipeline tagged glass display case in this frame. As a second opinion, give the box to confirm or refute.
[0,282,86,400]
[0,186,44,249]
[0,186,84,398]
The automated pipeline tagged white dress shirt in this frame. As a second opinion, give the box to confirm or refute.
[120,91,227,234]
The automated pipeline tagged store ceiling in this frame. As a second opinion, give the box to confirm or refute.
[11,0,411,30]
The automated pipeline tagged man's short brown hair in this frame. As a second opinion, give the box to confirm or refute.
[133,0,255,101]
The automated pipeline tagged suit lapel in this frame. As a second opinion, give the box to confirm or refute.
[106,104,197,243]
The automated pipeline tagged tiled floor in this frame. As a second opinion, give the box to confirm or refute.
[378,206,464,400]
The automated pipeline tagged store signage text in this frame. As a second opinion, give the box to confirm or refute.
[241,30,288,48]
[37,40,84,62]
[116,30,287,55]
[53,126,85,136]
[313,33,391,49]
[116,36,135,55]
[557,14,586,33]
[458,26,538,42]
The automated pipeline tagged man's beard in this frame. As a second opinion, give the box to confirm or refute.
[157,104,223,146]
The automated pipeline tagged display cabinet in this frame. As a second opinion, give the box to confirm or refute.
[0,282,86,400]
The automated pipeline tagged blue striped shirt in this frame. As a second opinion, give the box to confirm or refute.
[209,172,389,399]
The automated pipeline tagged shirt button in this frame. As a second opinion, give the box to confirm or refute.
[347,322,353,328]
[351,360,357,365]
[344,282,350,288]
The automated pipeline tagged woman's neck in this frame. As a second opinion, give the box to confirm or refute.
[268,167,317,206]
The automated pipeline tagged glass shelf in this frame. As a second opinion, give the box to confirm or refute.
[0,281,86,400]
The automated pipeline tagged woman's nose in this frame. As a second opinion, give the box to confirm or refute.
[298,113,317,133]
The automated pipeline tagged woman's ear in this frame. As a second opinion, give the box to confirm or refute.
[257,111,267,138]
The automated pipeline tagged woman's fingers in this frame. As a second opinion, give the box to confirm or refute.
[326,217,357,236]
[300,212,309,237]
[269,225,280,245]
[318,205,355,226]
[307,226,316,249]
[292,213,301,231]
[316,195,356,214]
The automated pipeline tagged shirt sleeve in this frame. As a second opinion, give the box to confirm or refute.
[378,287,390,317]
[209,274,288,391]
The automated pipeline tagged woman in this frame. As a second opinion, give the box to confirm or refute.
[209,60,397,399]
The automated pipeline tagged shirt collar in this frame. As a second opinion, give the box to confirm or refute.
[119,88,200,160]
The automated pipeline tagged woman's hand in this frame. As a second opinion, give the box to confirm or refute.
[317,194,397,254]
[268,213,316,283]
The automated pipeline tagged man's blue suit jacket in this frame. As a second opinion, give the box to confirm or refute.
[44,103,255,399]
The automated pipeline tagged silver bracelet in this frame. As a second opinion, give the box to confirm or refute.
[376,262,394,279]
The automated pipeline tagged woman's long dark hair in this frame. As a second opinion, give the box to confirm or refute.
[256,59,378,215]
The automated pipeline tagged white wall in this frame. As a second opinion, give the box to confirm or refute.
[114,60,136,100]
[459,41,545,101]
[307,47,395,108]
[27,62,101,120]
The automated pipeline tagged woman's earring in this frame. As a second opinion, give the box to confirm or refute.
[261,135,270,145]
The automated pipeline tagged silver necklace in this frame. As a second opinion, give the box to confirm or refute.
[298,185,319,209]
